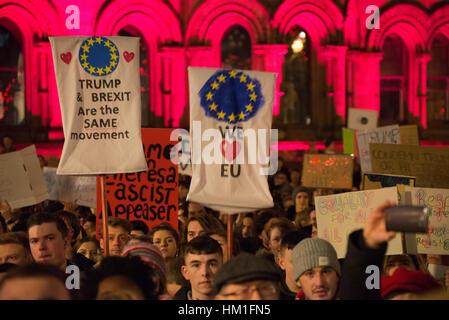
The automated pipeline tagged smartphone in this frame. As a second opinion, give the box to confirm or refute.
[384,206,429,233]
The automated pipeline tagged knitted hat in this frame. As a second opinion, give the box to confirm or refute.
[381,267,441,299]
[292,186,310,201]
[292,238,340,281]
[214,253,281,293]
[121,243,166,283]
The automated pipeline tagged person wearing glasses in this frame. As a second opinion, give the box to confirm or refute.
[214,252,282,300]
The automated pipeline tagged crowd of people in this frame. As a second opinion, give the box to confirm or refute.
[0,136,448,300]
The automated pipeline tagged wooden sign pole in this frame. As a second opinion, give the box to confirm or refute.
[100,175,110,257]
[227,215,233,261]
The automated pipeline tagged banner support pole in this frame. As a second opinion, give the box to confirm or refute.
[100,174,109,257]
[227,215,233,261]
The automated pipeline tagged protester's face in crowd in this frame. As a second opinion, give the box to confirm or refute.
[210,234,228,263]
[242,217,255,238]
[103,226,129,256]
[96,275,144,300]
[268,227,282,257]
[295,192,309,212]
[278,248,300,293]
[187,221,205,243]
[28,222,68,269]
[153,230,177,259]
[274,173,288,186]
[83,221,96,238]
[297,266,338,300]
[2,137,13,151]
[290,171,300,185]
[0,276,71,300]
[216,279,280,300]
[188,203,206,217]
[181,252,222,297]
[0,243,31,265]
[385,255,416,276]
[76,241,99,262]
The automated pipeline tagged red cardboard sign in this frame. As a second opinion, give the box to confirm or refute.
[96,128,178,236]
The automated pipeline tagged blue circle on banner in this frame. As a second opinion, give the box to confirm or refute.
[198,70,264,124]
[79,37,119,76]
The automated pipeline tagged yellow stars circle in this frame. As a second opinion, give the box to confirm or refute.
[79,36,119,76]
[203,70,259,124]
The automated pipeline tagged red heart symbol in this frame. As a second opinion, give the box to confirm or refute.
[123,51,134,62]
[221,140,241,162]
[60,52,72,64]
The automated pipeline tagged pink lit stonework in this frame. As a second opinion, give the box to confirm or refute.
[2,0,449,136]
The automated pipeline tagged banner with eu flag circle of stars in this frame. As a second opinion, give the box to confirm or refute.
[186,67,276,214]
[50,36,147,175]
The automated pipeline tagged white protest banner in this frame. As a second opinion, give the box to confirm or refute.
[356,125,400,173]
[50,36,147,175]
[347,108,378,130]
[186,67,275,214]
[404,186,449,255]
[43,167,96,208]
[0,145,49,209]
[315,186,402,258]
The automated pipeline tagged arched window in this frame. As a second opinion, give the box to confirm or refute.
[427,35,449,127]
[118,28,150,127]
[221,26,251,70]
[0,26,24,125]
[380,35,407,124]
[280,26,310,125]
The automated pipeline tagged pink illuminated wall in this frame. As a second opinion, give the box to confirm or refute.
[1,0,449,134]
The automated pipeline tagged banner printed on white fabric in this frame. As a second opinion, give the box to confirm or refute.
[50,36,147,175]
[186,67,276,214]
[0,145,49,209]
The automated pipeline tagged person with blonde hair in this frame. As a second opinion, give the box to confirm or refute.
[260,217,297,263]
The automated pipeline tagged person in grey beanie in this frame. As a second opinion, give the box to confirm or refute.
[287,186,311,221]
[291,237,340,300]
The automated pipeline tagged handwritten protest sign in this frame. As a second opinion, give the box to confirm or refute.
[43,167,96,208]
[50,36,147,175]
[301,154,353,189]
[404,187,449,255]
[0,145,49,209]
[369,143,449,188]
[362,173,416,190]
[347,108,378,130]
[356,125,400,173]
[315,187,402,258]
[97,128,178,234]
